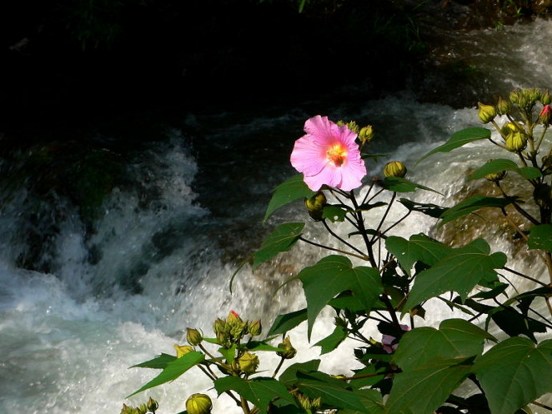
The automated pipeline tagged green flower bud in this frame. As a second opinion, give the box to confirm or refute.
[120,403,138,414]
[505,131,528,152]
[237,352,259,374]
[185,394,212,414]
[509,89,522,105]
[485,171,506,182]
[248,319,262,337]
[383,161,407,178]
[305,191,327,221]
[478,102,497,123]
[501,122,518,137]
[213,318,227,344]
[358,125,374,144]
[186,328,203,346]
[496,96,511,115]
[527,87,541,105]
[146,397,159,413]
[174,344,195,358]
[277,336,297,359]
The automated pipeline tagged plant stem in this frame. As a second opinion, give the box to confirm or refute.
[322,219,367,258]
[370,192,396,244]
[240,396,251,414]
[502,266,549,287]
[532,400,552,412]
[349,191,378,268]
[272,357,286,379]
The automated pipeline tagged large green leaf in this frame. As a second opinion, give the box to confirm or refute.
[267,308,308,336]
[279,359,321,388]
[386,234,452,277]
[393,319,493,371]
[214,376,297,414]
[264,174,315,221]
[439,195,516,226]
[252,222,304,268]
[527,224,552,252]
[296,371,370,412]
[404,239,507,311]
[468,158,542,180]
[473,338,552,414]
[127,351,204,397]
[385,358,472,414]
[339,389,384,414]
[298,255,383,338]
[418,127,491,163]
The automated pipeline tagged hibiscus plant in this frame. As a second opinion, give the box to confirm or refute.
[124,88,552,414]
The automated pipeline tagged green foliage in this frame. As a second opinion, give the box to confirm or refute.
[127,88,552,414]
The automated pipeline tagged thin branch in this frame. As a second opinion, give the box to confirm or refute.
[298,236,369,261]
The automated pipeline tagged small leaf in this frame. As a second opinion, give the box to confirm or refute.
[267,308,308,336]
[386,234,452,277]
[264,174,315,222]
[215,376,297,414]
[382,177,440,194]
[127,351,204,397]
[473,337,552,414]
[490,307,547,342]
[398,198,447,218]
[404,239,507,311]
[439,195,516,226]
[323,205,347,222]
[299,255,383,338]
[527,224,552,252]
[131,353,177,369]
[417,127,491,164]
[314,325,348,354]
[253,222,304,268]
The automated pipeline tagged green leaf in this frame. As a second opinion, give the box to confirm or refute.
[253,222,304,268]
[131,353,177,369]
[127,351,204,397]
[314,324,348,354]
[215,376,297,414]
[386,234,452,277]
[264,174,315,221]
[296,372,369,412]
[298,255,383,338]
[382,177,440,194]
[385,358,472,414]
[489,307,547,342]
[323,205,347,222]
[473,337,552,414]
[439,195,516,226]
[404,239,507,311]
[339,389,384,414]
[417,127,491,164]
[279,359,321,387]
[398,198,447,219]
[267,308,308,336]
[393,319,493,372]
[468,158,542,180]
[527,224,552,252]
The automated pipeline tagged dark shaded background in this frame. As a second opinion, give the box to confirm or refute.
[0,0,550,138]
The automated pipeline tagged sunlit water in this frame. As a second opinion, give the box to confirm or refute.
[1,19,552,414]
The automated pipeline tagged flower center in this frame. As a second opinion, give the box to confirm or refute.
[326,143,347,167]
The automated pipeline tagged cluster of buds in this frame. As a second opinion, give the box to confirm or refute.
[337,119,374,147]
[185,393,212,414]
[120,397,159,414]
[213,311,262,348]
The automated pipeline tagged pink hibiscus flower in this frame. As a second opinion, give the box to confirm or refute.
[290,115,367,191]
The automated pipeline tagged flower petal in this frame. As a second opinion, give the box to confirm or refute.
[290,136,326,176]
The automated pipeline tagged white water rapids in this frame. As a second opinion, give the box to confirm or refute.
[1,18,552,414]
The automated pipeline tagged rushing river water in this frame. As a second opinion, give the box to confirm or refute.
[2,18,552,414]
